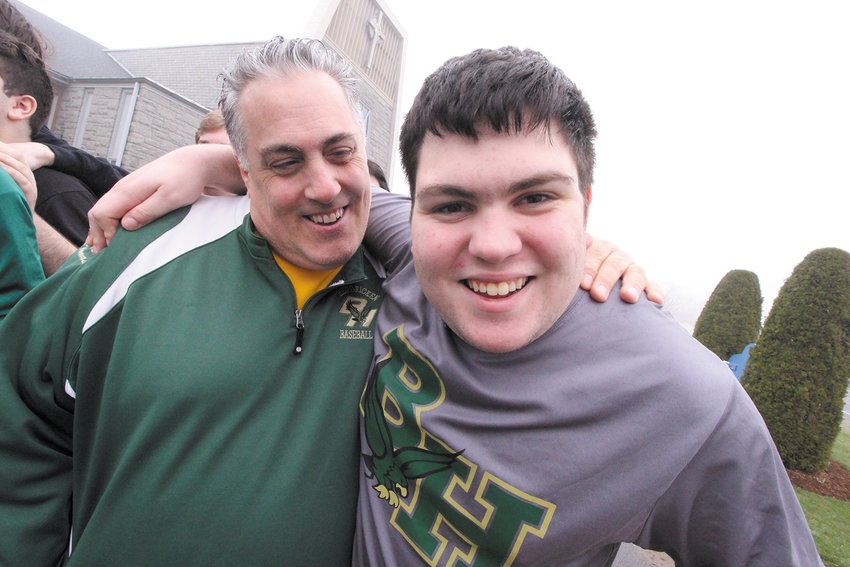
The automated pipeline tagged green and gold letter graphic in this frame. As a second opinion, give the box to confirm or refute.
[361,327,556,566]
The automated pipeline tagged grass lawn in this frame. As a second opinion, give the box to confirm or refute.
[796,487,850,567]
[796,426,850,567]
[830,424,850,468]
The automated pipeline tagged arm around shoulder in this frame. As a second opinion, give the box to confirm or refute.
[365,189,413,274]
[88,144,244,251]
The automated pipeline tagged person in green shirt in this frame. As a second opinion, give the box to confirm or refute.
[0,165,42,318]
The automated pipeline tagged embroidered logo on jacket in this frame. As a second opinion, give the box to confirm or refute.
[337,288,379,340]
[360,326,556,566]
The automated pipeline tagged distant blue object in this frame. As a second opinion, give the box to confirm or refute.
[727,343,756,380]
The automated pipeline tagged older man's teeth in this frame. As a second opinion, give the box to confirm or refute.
[467,278,528,297]
[309,209,343,224]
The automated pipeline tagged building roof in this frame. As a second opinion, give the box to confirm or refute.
[108,43,263,108]
[11,0,405,113]
[11,1,268,109]
[11,0,131,80]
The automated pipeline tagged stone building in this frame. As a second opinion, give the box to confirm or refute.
[11,0,406,176]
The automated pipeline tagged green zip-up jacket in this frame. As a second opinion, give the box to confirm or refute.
[0,195,384,566]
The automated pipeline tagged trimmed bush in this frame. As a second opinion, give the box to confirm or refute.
[743,248,850,472]
[693,270,762,360]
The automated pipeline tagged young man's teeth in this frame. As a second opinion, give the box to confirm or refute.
[468,278,527,296]
[309,209,343,224]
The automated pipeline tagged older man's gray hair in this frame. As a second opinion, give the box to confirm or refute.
[219,37,365,166]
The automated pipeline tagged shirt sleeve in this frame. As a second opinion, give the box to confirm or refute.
[33,126,128,197]
[0,176,45,318]
[366,189,413,275]
[636,382,824,566]
[33,168,98,247]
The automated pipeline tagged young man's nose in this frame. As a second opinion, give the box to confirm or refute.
[467,211,522,263]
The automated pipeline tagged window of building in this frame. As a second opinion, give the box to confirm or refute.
[107,88,135,166]
[72,88,94,147]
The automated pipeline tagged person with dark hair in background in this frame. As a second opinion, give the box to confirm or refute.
[0,31,78,273]
[1,0,126,200]
[367,158,389,191]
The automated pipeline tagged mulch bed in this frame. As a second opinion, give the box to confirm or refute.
[787,460,850,502]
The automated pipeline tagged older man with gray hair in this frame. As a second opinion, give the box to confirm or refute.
[0,37,383,566]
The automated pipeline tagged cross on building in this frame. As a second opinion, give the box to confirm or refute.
[366,10,385,70]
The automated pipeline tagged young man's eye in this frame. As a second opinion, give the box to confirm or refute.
[518,193,551,205]
[433,202,471,215]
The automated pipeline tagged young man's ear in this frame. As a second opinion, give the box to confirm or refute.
[6,94,37,123]
[583,185,593,224]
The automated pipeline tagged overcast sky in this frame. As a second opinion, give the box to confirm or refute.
[19,0,850,331]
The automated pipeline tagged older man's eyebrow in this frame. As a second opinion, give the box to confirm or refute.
[258,132,358,160]
[260,144,302,161]
[322,132,358,150]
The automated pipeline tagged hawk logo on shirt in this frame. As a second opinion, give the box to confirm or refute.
[362,357,462,507]
[360,326,556,566]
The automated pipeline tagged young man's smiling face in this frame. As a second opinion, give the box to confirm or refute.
[239,70,371,271]
[411,124,591,353]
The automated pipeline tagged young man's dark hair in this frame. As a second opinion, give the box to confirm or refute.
[0,30,53,133]
[400,46,596,198]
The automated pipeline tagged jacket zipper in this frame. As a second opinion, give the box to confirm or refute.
[290,272,366,355]
[293,309,305,355]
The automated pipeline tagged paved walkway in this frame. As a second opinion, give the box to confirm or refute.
[612,544,673,567]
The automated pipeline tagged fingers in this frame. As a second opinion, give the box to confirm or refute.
[582,235,664,304]
[86,160,177,250]
[86,206,118,253]
[618,264,647,304]
[0,141,53,170]
[87,178,155,252]
[582,238,634,302]
[644,280,665,305]
[0,150,38,209]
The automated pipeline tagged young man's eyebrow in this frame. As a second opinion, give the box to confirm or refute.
[419,172,577,199]
[416,184,476,200]
[508,172,577,193]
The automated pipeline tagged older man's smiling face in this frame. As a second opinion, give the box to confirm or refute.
[239,71,371,271]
